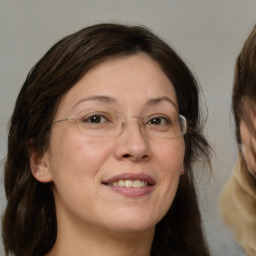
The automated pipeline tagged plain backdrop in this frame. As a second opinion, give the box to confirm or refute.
[1,1,256,255]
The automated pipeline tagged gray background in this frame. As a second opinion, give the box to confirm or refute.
[1,1,255,255]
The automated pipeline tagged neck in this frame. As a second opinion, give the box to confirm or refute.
[46,216,154,256]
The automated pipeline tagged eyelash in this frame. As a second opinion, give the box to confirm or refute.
[80,112,172,126]
[82,113,111,123]
[146,116,171,125]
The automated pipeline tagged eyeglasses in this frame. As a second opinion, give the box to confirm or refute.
[52,109,187,139]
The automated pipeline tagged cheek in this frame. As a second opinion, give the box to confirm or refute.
[241,144,256,176]
[240,122,250,146]
[153,139,185,194]
[48,129,113,180]
[149,140,185,221]
[240,122,256,175]
[155,139,185,172]
[47,131,115,215]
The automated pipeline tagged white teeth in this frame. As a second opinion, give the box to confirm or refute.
[111,179,148,188]
[125,180,133,187]
[118,180,125,186]
[133,180,141,188]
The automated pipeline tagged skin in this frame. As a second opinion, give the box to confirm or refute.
[30,53,185,256]
[240,119,256,179]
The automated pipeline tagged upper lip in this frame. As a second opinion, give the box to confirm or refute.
[102,173,156,185]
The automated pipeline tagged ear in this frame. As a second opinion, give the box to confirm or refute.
[180,164,185,175]
[28,140,53,183]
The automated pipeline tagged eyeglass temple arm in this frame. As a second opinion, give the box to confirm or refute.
[52,117,74,124]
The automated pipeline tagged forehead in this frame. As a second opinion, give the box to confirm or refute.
[57,53,178,115]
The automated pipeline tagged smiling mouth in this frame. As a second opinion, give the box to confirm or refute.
[102,174,155,196]
[105,179,148,188]
[102,173,156,191]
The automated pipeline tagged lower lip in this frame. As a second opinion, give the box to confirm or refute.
[105,185,154,197]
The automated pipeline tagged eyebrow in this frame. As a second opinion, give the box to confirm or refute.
[72,96,117,108]
[146,96,178,110]
[72,95,178,110]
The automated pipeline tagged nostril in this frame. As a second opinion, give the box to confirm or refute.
[122,154,149,160]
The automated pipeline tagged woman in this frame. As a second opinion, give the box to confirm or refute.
[2,23,211,256]
[220,25,256,255]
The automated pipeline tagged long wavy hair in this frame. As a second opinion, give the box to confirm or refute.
[2,23,211,256]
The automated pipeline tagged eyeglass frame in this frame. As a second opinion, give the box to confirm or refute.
[51,109,188,140]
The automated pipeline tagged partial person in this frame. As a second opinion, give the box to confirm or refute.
[220,25,256,256]
[2,23,211,256]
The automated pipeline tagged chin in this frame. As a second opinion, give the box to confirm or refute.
[105,210,161,233]
[110,222,155,234]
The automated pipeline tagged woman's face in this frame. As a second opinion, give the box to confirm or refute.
[240,119,256,179]
[34,53,185,235]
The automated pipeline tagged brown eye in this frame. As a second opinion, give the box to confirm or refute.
[146,116,170,126]
[82,114,109,124]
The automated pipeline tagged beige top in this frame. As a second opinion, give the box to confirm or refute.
[220,157,256,255]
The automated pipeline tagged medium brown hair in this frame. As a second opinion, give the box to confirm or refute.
[233,25,256,143]
[2,23,211,256]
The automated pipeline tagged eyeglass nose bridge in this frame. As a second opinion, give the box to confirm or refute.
[119,115,146,134]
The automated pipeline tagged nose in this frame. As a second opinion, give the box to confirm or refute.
[114,118,151,162]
